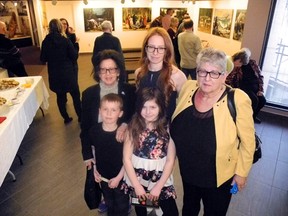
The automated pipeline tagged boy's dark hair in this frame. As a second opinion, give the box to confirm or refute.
[100,93,123,110]
[184,19,194,29]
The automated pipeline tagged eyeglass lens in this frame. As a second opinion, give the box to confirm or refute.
[197,70,222,79]
[99,68,117,74]
[146,45,166,54]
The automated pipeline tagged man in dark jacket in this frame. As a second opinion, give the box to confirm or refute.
[92,20,124,65]
[0,21,28,77]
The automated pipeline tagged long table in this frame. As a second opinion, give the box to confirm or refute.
[0,76,49,186]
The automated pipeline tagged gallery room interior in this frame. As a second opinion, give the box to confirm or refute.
[0,0,287,215]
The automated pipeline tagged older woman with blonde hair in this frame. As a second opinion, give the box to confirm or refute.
[135,27,186,121]
[40,19,81,124]
[170,47,255,216]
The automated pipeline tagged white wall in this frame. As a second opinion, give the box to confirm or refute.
[35,0,249,55]
[241,0,272,63]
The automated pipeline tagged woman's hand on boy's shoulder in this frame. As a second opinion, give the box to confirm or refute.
[116,123,128,142]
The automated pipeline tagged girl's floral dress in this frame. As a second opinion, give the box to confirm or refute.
[121,128,176,200]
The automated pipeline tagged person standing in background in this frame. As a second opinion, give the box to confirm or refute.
[92,21,124,72]
[40,19,81,124]
[0,21,28,77]
[167,17,180,68]
[177,13,190,34]
[60,18,80,80]
[226,48,266,123]
[178,19,202,79]
[162,9,174,31]
[135,27,187,121]
[60,18,79,52]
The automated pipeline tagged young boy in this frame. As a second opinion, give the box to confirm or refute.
[88,93,129,216]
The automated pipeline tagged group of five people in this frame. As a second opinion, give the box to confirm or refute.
[39,18,258,216]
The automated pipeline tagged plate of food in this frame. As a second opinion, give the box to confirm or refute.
[0,79,20,91]
[0,96,7,106]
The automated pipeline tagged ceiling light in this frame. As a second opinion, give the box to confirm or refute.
[52,0,57,5]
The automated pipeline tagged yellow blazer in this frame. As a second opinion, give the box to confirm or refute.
[172,80,255,187]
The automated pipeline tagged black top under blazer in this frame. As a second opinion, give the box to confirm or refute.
[80,82,136,160]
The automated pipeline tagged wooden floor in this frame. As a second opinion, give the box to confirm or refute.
[0,54,287,216]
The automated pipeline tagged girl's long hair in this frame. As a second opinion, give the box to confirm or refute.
[136,27,175,106]
[128,87,168,149]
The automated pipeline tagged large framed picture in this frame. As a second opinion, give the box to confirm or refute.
[233,9,246,41]
[198,8,213,34]
[122,8,151,31]
[0,1,32,38]
[212,9,233,39]
[83,8,114,32]
[160,8,188,23]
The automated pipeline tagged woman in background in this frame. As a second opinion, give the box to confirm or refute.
[167,17,180,68]
[40,19,81,124]
[226,48,266,123]
[60,18,80,77]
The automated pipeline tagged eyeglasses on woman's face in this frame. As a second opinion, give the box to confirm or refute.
[145,45,166,54]
[99,68,118,75]
[197,69,224,79]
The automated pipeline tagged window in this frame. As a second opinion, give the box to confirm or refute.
[261,0,288,109]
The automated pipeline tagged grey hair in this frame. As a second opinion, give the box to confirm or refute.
[101,20,113,31]
[196,47,227,73]
[232,47,251,65]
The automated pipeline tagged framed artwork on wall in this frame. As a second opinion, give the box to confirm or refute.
[160,8,188,23]
[83,8,114,32]
[0,0,32,38]
[233,9,246,41]
[122,8,151,31]
[198,8,213,34]
[212,9,233,39]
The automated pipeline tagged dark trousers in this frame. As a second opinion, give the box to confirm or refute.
[8,62,28,77]
[135,197,178,216]
[182,179,233,216]
[100,182,129,216]
[56,87,81,121]
[181,68,197,80]
[244,90,266,119]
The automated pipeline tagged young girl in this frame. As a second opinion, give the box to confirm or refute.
[122,87,178,216]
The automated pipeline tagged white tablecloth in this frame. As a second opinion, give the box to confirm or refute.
[0,76,49,186]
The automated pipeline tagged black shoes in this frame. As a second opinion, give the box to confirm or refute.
[64,117,73,124]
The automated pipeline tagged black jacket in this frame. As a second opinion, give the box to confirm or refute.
[40,33,78,92]
[80,82,136,160]
[92,32,124,63]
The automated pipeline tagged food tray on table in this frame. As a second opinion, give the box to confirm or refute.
[0,79,20,91]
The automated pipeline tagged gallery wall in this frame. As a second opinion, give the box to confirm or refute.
[34,0,248,56]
